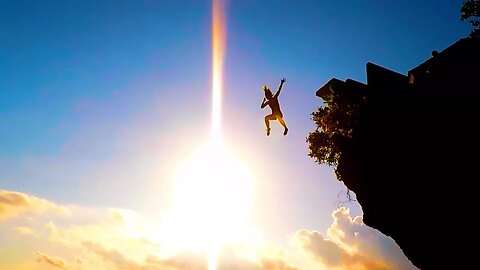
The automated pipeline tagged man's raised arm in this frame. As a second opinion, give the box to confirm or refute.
[274,78,286,98]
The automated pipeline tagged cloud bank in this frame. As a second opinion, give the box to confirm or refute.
[0,190,417,270]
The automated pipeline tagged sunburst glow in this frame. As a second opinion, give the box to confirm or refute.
[163,1,257,269]
[166,141,254,251]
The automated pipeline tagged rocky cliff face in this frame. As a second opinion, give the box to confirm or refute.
[344,105,478,269]
[326,37,480,269]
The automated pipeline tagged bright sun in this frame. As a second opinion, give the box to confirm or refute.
[163,139,255,254]
[161,0,257,267]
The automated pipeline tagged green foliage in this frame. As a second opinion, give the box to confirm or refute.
[461,0,480,37]
[306,85,367,175]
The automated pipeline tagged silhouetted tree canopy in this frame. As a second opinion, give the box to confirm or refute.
[461,0,480,37]
[306,86,367,181]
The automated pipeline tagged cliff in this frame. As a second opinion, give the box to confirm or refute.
[316,37,480,269]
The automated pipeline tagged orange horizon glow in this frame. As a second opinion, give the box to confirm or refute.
[211,0,226,141]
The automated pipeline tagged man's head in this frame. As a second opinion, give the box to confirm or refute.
[262,85,273,100]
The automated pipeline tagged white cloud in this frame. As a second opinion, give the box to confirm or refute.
[0,190,69,222]
[294,208,418,270]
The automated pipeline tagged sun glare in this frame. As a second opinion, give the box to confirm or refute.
[162,1,257,268]
[165,140,255,252]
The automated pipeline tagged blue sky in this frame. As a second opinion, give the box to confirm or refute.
[0,0,471,259]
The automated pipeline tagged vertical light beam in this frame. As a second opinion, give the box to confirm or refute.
[209,1,226,268]
[211,0,226,141]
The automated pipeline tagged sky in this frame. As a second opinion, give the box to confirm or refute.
[0,0,471,269]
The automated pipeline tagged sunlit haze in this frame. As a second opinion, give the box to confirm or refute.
[0,0,470,269]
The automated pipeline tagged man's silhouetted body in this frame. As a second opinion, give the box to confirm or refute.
[261,78,288,136]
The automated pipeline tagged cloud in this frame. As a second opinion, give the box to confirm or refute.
[258,257,298,270]
[295,230,345,267]
[1,190,417,270]
[86,241,209,270]
[213,247,298,270]
[84,242,296,270]
[0,190,68,222]
[83,242,149,270]
[36,251,68,269]
[148,252,208,270]
[147,247,298,270]
[14,226,34,235]
[45,209,161,261]
[294,208,418,270]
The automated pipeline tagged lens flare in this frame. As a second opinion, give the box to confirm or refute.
[163,2,259,269]
[211,0,226,141]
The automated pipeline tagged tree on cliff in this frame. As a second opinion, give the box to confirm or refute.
[306,85,367,182]
[307,1,479,183]
[461,0,480,37]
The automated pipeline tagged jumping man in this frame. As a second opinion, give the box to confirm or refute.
[261,78,288,136]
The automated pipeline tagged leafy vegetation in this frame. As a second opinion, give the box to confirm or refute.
[306,84,367,181]
[461,0,480,37]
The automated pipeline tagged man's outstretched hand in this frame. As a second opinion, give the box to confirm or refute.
[281,78,286,84]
